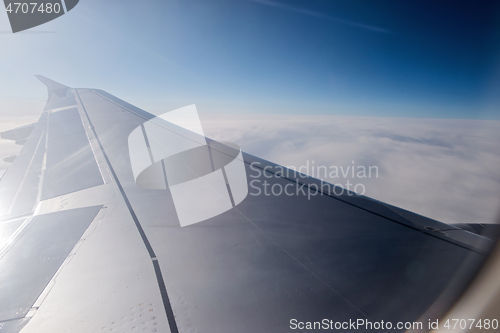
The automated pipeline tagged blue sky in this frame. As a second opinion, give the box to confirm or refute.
[1,0,499,118]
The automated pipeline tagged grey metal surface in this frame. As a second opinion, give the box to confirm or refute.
[0,113,47,216]
[0,77,493,333]
[0,318,29,333]
[453,223,500,240]
[76,87,490,332]
[7,126,46,216]
[0,206,102,321]
[0,123,35,142]
[43,91,77,111]
[0,217,27,250]
[35,76,78,111]
[19,190,172,333]
[3,156,16,163]
[41,107,103,200]
[47,107,86,139]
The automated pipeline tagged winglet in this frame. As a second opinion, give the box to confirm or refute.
[35,75,70,97]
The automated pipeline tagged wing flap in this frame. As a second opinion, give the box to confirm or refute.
[0,206,102,321]
[41,107,103,200]
[0,123,35,142]
[0,113,47,217]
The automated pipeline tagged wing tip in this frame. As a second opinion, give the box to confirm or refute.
[35,75,70,93]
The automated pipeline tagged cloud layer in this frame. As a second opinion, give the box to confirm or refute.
[201,114,500,225]
[1,113,499,225]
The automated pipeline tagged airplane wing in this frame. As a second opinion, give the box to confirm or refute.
[0,76,496,333]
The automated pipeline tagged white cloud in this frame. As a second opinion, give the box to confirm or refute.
[201,114,500,224]
[1,112,499,225]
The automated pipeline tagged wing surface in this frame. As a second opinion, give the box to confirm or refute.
[0,76,494,333]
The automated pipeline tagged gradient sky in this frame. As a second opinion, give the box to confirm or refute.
[1,0,500,118]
